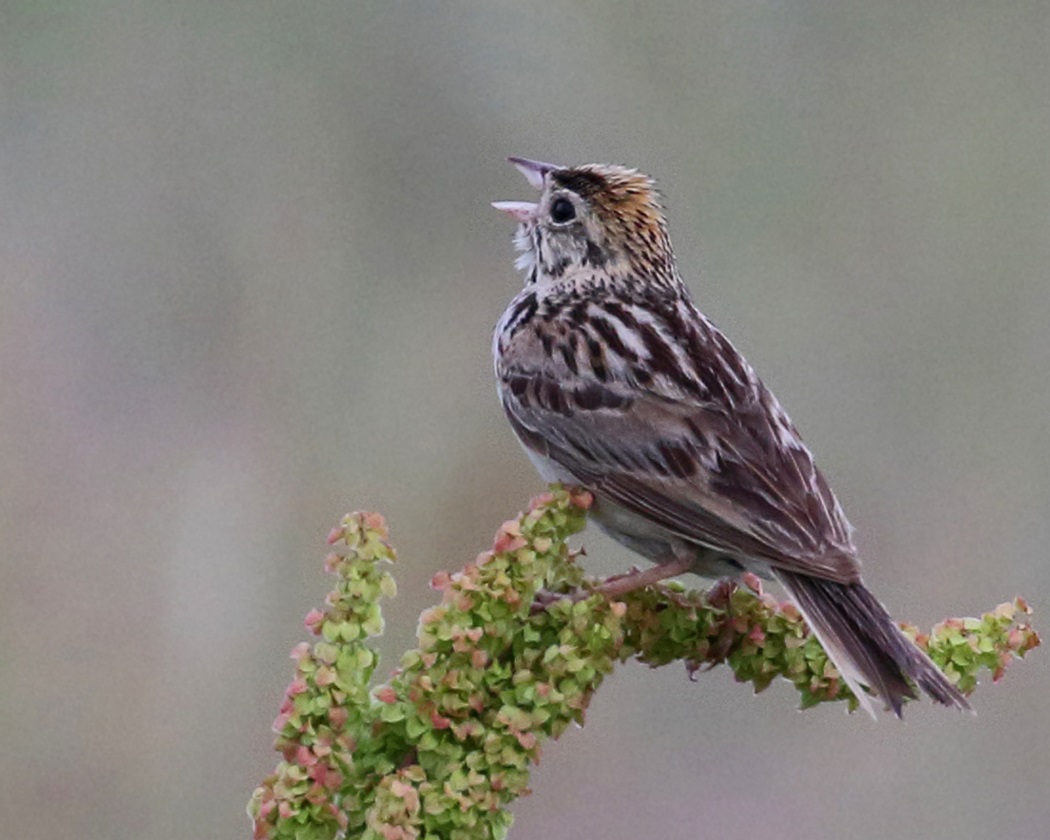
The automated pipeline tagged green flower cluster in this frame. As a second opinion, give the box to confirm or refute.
[616,574,1039,712]
[907,599,1039,694]
[248,511,398,839]
[249,486,1039,839]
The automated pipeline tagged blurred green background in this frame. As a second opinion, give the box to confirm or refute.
[2,2,1048,838]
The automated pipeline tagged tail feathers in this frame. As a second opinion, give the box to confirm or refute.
[776,571,970,718]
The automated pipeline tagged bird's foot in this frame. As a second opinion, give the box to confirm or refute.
[530,588,573,613]
[705,576,738,609]
[700,576,746,668]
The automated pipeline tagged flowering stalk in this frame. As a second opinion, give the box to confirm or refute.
[249,486,1039,839]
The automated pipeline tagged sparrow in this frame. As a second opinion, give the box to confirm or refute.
[491,157,969,717]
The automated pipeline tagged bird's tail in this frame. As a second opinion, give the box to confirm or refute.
[775,570,971,717]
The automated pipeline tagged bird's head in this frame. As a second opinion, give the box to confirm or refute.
[493,158,678,291]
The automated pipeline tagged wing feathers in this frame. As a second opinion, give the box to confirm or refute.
[501,370,859,583]
[497,293,860,584]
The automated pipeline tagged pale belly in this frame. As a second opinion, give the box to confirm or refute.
[524,447,754,580]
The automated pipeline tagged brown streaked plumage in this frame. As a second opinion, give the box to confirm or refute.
[492,157,969,717]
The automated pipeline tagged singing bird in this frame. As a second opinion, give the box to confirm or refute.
[492,157,968,717]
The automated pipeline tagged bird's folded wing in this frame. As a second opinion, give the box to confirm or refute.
[501,369,859,584]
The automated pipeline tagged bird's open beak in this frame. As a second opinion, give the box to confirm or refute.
[492,156,561,222]
[507,156,558,189]
[491,200,538,222]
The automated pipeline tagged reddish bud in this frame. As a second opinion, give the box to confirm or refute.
[304,609,325,634]
[494,532,527,553]
[288,676,308,696]
[363,511,387,535]
[515,730,538,750]
[570,489,594,509]
[430,571,451,591]
[529,491,555,510]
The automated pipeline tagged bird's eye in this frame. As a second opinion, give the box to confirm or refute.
[549,197,576,224]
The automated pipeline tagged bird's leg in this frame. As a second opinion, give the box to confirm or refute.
[591,555,695,599]
[531,554,695,613]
